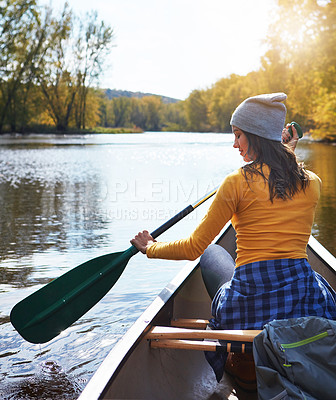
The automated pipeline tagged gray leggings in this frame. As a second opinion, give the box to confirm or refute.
[199,244,235,299]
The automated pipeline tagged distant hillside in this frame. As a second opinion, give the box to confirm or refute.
[104,89,180,104]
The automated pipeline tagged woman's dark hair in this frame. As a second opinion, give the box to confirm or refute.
[241,130,310,202]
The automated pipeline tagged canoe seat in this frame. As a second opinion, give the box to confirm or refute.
[146,319,261,353]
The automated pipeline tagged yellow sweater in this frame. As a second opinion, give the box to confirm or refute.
[146,167,321,267]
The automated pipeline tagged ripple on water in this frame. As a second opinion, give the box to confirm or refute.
[1,360,84,400]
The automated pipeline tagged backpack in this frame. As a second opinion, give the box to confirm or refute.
[253,316,336,400]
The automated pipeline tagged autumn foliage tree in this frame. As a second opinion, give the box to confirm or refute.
[263,0,336,139]
[0,0,52,132]
[0,0,113,133]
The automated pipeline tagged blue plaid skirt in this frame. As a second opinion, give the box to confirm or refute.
[205,258,336,382]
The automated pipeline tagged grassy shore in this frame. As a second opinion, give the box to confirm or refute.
[1,125,144,135]
[88,127,144,134]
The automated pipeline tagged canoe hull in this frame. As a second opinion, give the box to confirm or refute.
[79,224,336,400]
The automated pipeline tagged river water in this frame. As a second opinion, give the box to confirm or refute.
[0,132,335,399]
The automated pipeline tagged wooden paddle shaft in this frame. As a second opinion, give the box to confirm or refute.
[150,187,218,239]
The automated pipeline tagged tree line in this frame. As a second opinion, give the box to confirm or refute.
[1,0,335,140]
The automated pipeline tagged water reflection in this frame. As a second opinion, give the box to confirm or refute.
[0,178,110,288]
[297,141,336,255]
[0,179,108,254]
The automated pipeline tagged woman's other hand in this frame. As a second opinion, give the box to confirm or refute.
[130,230,156,254]
[282,123,299,151]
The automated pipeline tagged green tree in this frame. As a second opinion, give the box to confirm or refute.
[129,98,146,129]
[259,49,289,94]
[73,11,114,129]
[142,96,163,131]
[184,90,209,132]
[265,0,336,138]
[0,0,51,132]
[36,3,77,131]
[207,73,261,132]
[110,97,132,127]
[162,101,186,131]
[37,3,113,131]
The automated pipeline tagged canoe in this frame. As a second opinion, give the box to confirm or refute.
[78,223,336,400]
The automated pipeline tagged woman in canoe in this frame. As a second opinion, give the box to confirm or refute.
[131,93,336,389]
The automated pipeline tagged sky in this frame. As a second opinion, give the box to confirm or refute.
[40,0,276,100]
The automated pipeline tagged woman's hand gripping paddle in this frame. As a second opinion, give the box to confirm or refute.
[10,187,218,344]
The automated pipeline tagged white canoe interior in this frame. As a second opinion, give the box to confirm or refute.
[79,224,336,400]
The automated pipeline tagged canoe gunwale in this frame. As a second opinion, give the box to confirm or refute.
[308,235,336,272]
[78,259,201,400]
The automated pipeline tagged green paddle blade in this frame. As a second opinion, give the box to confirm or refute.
[10,188,218,344]
[10,246,137,344]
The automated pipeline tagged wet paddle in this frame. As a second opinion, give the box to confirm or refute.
[10,187,218,344]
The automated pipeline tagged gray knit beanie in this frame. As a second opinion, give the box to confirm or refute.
[230,92,287,142]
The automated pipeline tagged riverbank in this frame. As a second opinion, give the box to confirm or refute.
[86,127,144,134]
[0,126,144,135]
[1,127,336,142]
[300,135,336,144]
